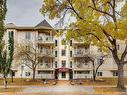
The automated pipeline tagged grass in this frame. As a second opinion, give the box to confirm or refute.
[0,78,127,86]
[0,87,22,93]
[81,78,127,86]
[93,87,127,95]
[0,78,44,86]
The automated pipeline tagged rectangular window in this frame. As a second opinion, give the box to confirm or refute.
[55,51,57,57]
[25,32,31,40]
[61,60,66,67]
[70,61,72,68]
[55,40,57,46]
[97,72,102,76]
[55,61,57,68]
[8,31,14,38]
[113,71,118,76]
[117,44,120,50]
[61,50,66,56]
[70,40,72,46]
[25,72,30,76]
[62,72,66,78]
[61,39,66,45]
[70,51,72,57]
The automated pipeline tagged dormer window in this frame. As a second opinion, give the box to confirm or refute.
[25,32,31,40]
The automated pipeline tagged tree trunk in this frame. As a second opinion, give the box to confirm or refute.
[92,61,96,81]
[93,74,96,81]
[117,63,126,91]
[32,68,36,81]
[3,76,7,89]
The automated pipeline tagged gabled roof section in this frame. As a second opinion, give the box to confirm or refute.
[35,19,53,29]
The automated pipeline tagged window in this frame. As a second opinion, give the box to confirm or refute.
[97,72,102,76]
[25,72,30,76]
[70,51,72,57]
[55,40,57,46]
[113,71,118,76]
[25,32,31,40]
[8,31,14,38]
[55,61,57,68]
[62,72,66,78]
[61,50,66,56]
[61,39,66,45]
[61,60,66,67]
[70,40,72,46]
[55,51,57,57]
[70,61,72,68]
[117,44,120,50]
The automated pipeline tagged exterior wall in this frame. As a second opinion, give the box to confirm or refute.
[4,24,127,80]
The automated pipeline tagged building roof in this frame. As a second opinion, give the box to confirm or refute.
[5,23,16,29]
[5,19,54,30]
[35,19,53,29]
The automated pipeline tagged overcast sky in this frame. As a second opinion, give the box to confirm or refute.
[5,0,56,26]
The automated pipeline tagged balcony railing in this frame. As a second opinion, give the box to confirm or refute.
[37,63,54,69]
[73,62,92,69]
[36,74,54,79]
[38,50,55,57]
[73,49,90,57]
[36,36,54,44]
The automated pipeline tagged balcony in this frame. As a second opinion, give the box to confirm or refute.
[36,74,54,79]
[73,64,92,70]
[38,50,55,58]
[73,49,90,57]
[36,36,54,45]
[37,63,54,70]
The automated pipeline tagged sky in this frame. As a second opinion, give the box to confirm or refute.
[6,0,56,26]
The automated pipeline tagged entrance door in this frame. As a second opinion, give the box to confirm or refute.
[69,71,73,79]
[55,71,58,79]
[61,72,66,78]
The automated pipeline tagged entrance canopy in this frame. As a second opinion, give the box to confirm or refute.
[55,68,72,72]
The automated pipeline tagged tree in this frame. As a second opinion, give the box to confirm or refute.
[82,55,105,81]
[93,55,106,81]
[0,0,14,89]
[0,31,14,89]
[41,0,127,91]
[15,43,40,81]
[0,0,7,42]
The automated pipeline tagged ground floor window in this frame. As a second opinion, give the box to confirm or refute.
[113,71,118,76]
[25,72,30,76]
[38,71,53,74]
[61,72,66,78]
[76,71,90,74]
[97,72,102,76]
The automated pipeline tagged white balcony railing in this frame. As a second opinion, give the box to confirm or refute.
[74,74,91,79]
[37,63,54,69]
[36,74,54,79]
[38,49,54,57]
[36,36,54,44]
[73,49,90,57]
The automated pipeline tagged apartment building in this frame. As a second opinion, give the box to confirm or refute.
[5,20,127,80]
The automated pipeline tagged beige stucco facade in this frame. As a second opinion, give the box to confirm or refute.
[4,20,127,80]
